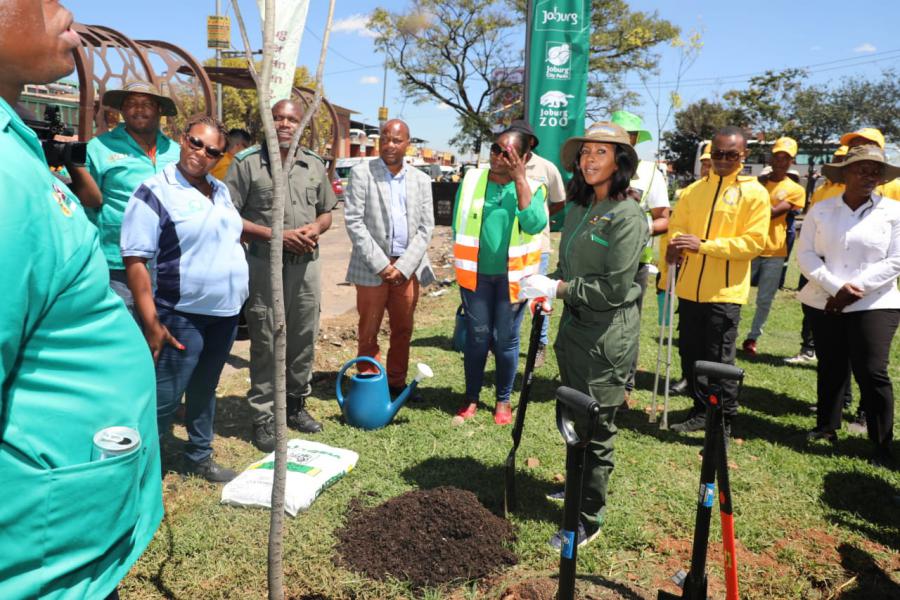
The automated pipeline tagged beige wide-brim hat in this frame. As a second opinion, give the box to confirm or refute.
[821,145,900,184]
[560,121,637,172]
[102,80,178,117]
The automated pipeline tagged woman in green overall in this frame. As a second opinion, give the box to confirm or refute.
[518,122,648,547]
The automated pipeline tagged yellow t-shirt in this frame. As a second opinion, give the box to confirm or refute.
[209,151,235,181]
[762,177,805,257]
[809,179,844,208]
[877,178,900,201]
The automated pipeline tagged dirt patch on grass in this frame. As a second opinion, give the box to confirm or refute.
[500,577,558,600]
[334,486,516,588]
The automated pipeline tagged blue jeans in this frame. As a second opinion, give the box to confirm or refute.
[538,252,552,345]
[461,274,528,404]
[156,306,238,464]
[748,256,785,340]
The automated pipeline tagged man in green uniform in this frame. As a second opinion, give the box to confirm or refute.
[225,99,337,452]
[67,80,180,315]
[0,2,162,598]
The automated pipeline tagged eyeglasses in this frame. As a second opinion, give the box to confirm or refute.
[490,143,510,159]
[184,134,224,159]
[710,149,742,161]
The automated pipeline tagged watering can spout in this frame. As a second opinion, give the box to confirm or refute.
[391,363,434,415]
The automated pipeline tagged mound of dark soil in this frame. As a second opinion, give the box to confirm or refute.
[335,486,517,588]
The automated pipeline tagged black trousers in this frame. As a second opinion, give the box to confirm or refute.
[678,300,742,418]
[798,277,815,352]
[807,307,900,455]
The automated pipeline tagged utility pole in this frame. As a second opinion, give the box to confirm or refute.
[378,55,388,129]
[215,0,223,122]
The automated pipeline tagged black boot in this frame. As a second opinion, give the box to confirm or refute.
[184,456,238,483]
[252,418,276,453]
[287,396,323,433]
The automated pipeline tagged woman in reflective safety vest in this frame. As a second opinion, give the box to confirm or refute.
[519,122,648,548]
[452,128,547,425]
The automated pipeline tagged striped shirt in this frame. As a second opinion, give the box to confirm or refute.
[120,163,248,316]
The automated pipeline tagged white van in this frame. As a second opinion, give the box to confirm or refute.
[334,157,379,192]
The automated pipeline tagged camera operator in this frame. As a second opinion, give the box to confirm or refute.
[0,1,162,599]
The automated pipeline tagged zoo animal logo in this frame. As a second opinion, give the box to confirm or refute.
[540,90,574,108]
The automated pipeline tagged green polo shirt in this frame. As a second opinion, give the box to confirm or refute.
[0,97,162,599]
[452,179,547,275]
[84,123,180,270]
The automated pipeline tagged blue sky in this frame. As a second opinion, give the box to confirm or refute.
[67,1,899,160]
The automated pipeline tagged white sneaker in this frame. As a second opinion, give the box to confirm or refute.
[785,351,816,365]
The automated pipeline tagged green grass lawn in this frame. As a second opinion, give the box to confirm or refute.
[122,262,900,599]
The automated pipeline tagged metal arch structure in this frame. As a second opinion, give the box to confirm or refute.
[200,66,342,166]
[65,23,341,171]
[136,39,217,123]
[70,23,214,142]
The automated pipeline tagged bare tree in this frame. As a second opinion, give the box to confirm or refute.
[231,1,336,598]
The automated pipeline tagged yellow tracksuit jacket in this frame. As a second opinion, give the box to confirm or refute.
[669,170,770,304]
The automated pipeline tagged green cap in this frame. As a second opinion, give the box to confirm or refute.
[610,110,652,145]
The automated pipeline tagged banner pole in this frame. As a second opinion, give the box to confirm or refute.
[523,0,533,118]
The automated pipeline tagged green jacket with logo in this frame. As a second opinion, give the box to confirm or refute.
[0,98,162,599]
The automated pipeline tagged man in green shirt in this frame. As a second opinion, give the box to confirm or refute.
[0,2,162,598]
[68,80,180,315]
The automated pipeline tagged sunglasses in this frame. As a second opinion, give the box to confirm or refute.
[490,143,511,159]
[710,149,742,161]
[184,134,224,159]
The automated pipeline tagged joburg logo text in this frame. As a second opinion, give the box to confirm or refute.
[541,5,579,26]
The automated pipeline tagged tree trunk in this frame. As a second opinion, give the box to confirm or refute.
[231,1,335,598]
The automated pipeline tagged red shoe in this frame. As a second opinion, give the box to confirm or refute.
[742,338,757,356]
[494,402,512,425]
[456,402,477,419]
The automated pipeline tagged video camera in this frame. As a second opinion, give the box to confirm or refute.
[24,105,87,168]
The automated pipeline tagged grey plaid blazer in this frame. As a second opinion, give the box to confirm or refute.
[344,159,435,287]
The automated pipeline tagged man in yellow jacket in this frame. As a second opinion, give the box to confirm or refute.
[666,126,770,434]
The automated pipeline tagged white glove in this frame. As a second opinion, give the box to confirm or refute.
[517,274,560,300]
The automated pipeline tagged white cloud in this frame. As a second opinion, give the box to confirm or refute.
[810,45,822,52]
[332,13,377,38]
[853,42,877,53]
[436,103,452,111]
[359,75,379,85]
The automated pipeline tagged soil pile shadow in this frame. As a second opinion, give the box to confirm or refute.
[335,486,517,588]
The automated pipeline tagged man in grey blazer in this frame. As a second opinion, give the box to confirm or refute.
[344,119,435,397]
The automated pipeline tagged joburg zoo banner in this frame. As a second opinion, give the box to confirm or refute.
[257,0,311,106]
[526,0,590,230]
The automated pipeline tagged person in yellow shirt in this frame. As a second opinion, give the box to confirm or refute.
[666,126,770,435]
[209,128,252,180]
[786,145,849,366]
[839,127,900,200]
[741,137,806,356]
[807,146,848,209]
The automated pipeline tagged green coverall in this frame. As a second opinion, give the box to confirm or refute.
[552,195,649,532]
[224,145,337,423]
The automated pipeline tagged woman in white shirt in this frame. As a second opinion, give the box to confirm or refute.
[797,145,900,468]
